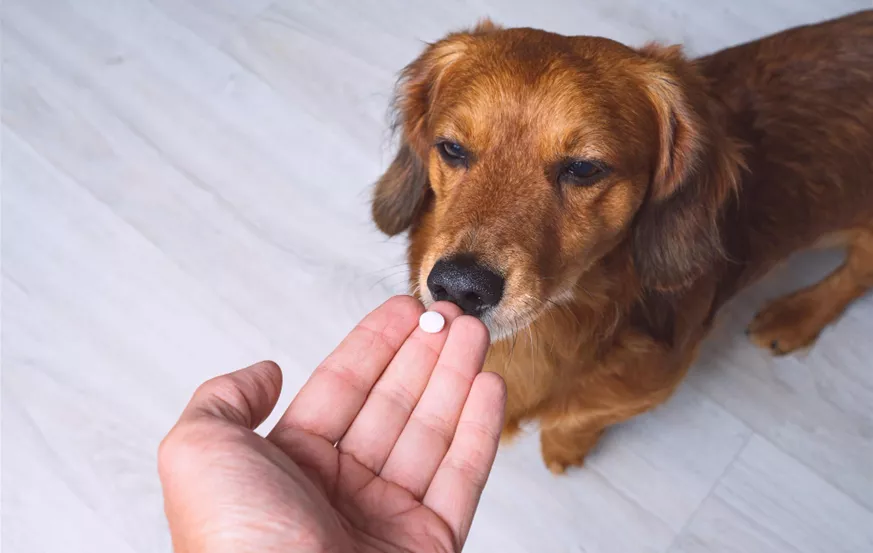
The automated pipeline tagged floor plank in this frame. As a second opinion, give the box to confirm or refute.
[668,436,873,553]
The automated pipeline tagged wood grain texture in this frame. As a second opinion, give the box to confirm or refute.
[2,1,871,552]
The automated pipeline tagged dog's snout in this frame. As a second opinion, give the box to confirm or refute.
[427,255,505,315]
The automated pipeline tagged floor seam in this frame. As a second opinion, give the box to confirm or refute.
[661,430,754,552]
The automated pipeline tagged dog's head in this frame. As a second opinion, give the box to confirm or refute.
[373,22,741,340]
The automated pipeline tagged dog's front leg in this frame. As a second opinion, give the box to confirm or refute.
[540,417,606,474]
[537,331,695,474]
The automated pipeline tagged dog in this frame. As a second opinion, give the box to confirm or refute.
[371,11,873,473]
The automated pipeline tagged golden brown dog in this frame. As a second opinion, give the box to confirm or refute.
[371,11,873,473]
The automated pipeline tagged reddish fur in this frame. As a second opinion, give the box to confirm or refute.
[372,12,873,471]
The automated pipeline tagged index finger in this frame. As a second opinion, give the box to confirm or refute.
[269,295,424,444]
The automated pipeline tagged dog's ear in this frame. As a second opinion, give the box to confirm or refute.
[372,142,429,235]
[632,45,743,291]
[370,45,443,236]
[372,20,501,236]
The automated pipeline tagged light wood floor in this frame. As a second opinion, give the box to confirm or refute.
[3,1,872,551]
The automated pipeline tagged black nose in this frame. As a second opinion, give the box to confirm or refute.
[427,255,505,315]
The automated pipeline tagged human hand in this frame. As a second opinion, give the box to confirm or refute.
[158,296,506,553]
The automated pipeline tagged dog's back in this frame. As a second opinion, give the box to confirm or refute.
[700,11,873,289]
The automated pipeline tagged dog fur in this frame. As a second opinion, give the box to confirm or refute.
[372,11,873,472]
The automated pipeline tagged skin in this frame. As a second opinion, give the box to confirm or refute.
[158,296,506,553]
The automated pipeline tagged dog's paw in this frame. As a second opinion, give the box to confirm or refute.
[540,429,598,475]
[543,454,585,475]
[500,419,522,445]
[541,443,588,474]
[747,293,823,355]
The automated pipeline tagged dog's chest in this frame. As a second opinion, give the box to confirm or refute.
[483,316,602,417]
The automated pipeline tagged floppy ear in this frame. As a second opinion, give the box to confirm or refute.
[372,142,429,235]
[372,20,501,236]
[370,48,439,236]
[632,45,743,291]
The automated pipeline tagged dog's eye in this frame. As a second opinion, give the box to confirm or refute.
[560,160,607,186]
[436,141,468,166]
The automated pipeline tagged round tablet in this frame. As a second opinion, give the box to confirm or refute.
[418,311,446,333]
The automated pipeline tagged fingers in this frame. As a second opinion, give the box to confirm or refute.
[269,295,423,445]
[423,372,506,549]
[379,316,490,498]
[338,302,463,472]
[178,360,283,429]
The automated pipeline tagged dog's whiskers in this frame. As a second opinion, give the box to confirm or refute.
[368,270,411,292]
[505,315,520,374]
[546,298,584,332]
[527,325,536,375]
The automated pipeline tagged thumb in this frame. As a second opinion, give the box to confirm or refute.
[179,361,284,429]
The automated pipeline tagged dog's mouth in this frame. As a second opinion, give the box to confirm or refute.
[414,256,572,343]
[481,305,542,342]
[418,289,536,342]
[420,290,577,342]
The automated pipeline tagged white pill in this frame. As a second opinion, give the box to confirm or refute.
[418,311,446,333]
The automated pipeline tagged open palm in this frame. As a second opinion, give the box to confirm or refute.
[159,296,505,553]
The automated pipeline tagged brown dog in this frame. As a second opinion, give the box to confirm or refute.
[371,11,873,473]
